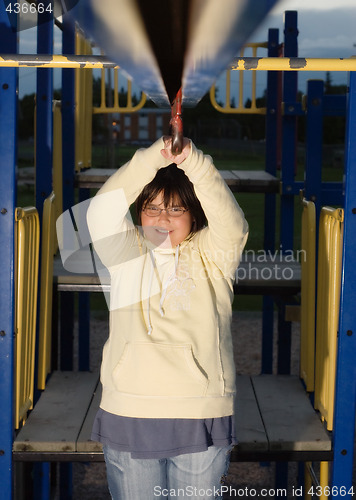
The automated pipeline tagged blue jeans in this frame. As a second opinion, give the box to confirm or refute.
[103,445,232,499]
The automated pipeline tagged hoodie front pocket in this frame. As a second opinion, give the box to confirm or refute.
[112,342,209,397]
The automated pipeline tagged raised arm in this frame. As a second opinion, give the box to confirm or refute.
[161,137,248,278]
[87,137,171,268]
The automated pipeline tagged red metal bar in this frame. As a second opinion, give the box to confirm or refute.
[170,87,183,155]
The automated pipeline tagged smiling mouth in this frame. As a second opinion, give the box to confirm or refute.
[155,228,172,234]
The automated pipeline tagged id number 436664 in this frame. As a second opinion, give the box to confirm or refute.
[6,2,53,14]
[307,486,354,497]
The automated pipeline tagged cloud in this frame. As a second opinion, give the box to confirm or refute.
[249,7,356,58]
[273,0,356,13]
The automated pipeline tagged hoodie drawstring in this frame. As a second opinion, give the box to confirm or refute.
[146,245,180,335]
[159,245,179,317]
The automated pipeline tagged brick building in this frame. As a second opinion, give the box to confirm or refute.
[114,108,171,143]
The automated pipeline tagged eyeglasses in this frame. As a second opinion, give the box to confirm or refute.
[143,205,189,217]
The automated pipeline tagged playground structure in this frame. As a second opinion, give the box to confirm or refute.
[0,3,356,500]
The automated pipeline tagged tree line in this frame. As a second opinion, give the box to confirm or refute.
[18,74,346,144]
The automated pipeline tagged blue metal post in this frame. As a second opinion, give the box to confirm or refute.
[60,15,75,373]
[78,187,91,372]
[276,10,299,376]
[331,71,356,498]
[280,10,298,252]
[36,3,54,215]
[305,80,324,223]
[275,11,298,495]
[261,28,279,374]
[34,6,54,500]
[0,5,17,500]
[59,14,76,500]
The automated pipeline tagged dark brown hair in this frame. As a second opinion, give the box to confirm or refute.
[136,164,206,232]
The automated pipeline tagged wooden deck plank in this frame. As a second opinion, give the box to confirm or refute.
[251,375,332,452]
[235,376,268,452]
[13,372,99,453]
[220,170,240,186]
[77,384,103,453]
[235,255,301,294]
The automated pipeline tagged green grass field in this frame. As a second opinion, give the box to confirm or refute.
[17,141,343,311]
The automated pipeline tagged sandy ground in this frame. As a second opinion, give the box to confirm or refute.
[53,311,354,499]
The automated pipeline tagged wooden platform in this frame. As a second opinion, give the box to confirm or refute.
[76,168,280,193]
[53,253,301,295]
[13,374,332,463]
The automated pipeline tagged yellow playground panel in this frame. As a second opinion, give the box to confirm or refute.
[315,207,344,432]
[300,198,316,392]
[14,207,40,429]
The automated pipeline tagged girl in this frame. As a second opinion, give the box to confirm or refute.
[87,137,248,499]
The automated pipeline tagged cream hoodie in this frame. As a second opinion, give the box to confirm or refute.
[86,138,248,419]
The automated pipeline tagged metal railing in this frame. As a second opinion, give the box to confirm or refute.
[75,31,93,171]
[92,64,146,114]
[303,204,343,499]
[210,43,268,114]
[300,198,316,392]
[2,54,356,71]
[37,193,56,391]
[14,207,40,429]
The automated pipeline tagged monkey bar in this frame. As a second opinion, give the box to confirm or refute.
[1,55,356,72]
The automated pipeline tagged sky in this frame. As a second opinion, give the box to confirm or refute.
[18,0,356,99]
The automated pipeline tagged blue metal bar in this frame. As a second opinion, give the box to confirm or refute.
[331,71,356,497]
[0,5,17,500]
[276,11,298,494]
[279,180,343,201]
[280,10,298,253]
[78,187,91,372]
[262,28,280,374]
[60,16,75,373]
[36,5,54,216]
[35,6,54,500]
[305,80,324,224]
[59,16,75,500]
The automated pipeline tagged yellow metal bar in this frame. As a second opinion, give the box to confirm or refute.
[114,69,119,109]
[84,45,93,168]
[14,207,40,429]
[75,32,85,171]
[300,198,316,392]
[75,32,93,171]
[238,46,245,109]
[1,54,356,71]
[229,56,356,72]
[0,54,119,68]
[127,80,132,108]
[315,207,344,431]
[38,193,56,390]
[100,67,106,109]
[320,462,330,500]
[304,463,313,500]
[225,70,231,108]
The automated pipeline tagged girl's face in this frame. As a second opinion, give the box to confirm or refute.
[141,191,194,248]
